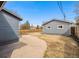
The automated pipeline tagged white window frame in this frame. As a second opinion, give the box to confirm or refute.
[57,25,64,29]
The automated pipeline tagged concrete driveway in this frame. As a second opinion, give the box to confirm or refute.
[0,35,47,58]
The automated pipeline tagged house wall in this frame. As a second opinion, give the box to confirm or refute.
[75,24,79,38]
[42,21,72,36]
[75,19,79,38]
[0,11,19,45]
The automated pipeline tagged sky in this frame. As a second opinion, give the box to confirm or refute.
[4,1,77,26]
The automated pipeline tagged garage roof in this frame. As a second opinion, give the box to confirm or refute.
[2,8,22,21]
[0,1,22,21]
[42,19,72,26]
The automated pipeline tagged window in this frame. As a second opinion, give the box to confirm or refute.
[59,26,62,28]
[48,26,50,28]
[57,25,64,29]
[47,26,51,29]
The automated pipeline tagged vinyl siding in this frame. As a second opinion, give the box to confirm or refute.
[0,11,19,43]
[42,21,72,36]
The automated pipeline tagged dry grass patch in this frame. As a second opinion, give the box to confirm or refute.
[20,29,42,35]
[29,33,79,58]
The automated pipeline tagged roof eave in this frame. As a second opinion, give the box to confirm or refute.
[42,20,72,26]
[2,8,22,21]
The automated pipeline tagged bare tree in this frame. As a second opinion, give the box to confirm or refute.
[74,2,79,20]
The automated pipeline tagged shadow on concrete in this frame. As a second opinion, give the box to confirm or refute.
[0,42,26,58]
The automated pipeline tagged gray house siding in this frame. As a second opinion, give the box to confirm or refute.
[2,11,19,37]
[42,21,72,36]
[0,11,19,45]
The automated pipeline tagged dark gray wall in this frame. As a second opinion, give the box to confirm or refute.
[0,11,19,44]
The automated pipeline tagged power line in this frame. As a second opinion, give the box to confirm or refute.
[57,1,66,20]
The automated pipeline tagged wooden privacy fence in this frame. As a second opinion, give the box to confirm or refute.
[71,23,79,42]
[71,27,76,36]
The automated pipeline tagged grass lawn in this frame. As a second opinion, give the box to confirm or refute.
[29,32,79,58]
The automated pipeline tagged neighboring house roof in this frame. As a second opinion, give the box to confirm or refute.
[0,1,6,11]
[42,19,72,26]
[1,8,22,21]
[0,1,22,21]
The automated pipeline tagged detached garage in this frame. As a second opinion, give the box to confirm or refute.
[42,19,73,36]
[0,8,22,45]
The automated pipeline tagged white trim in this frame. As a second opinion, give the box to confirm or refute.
[57,25,64,29]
